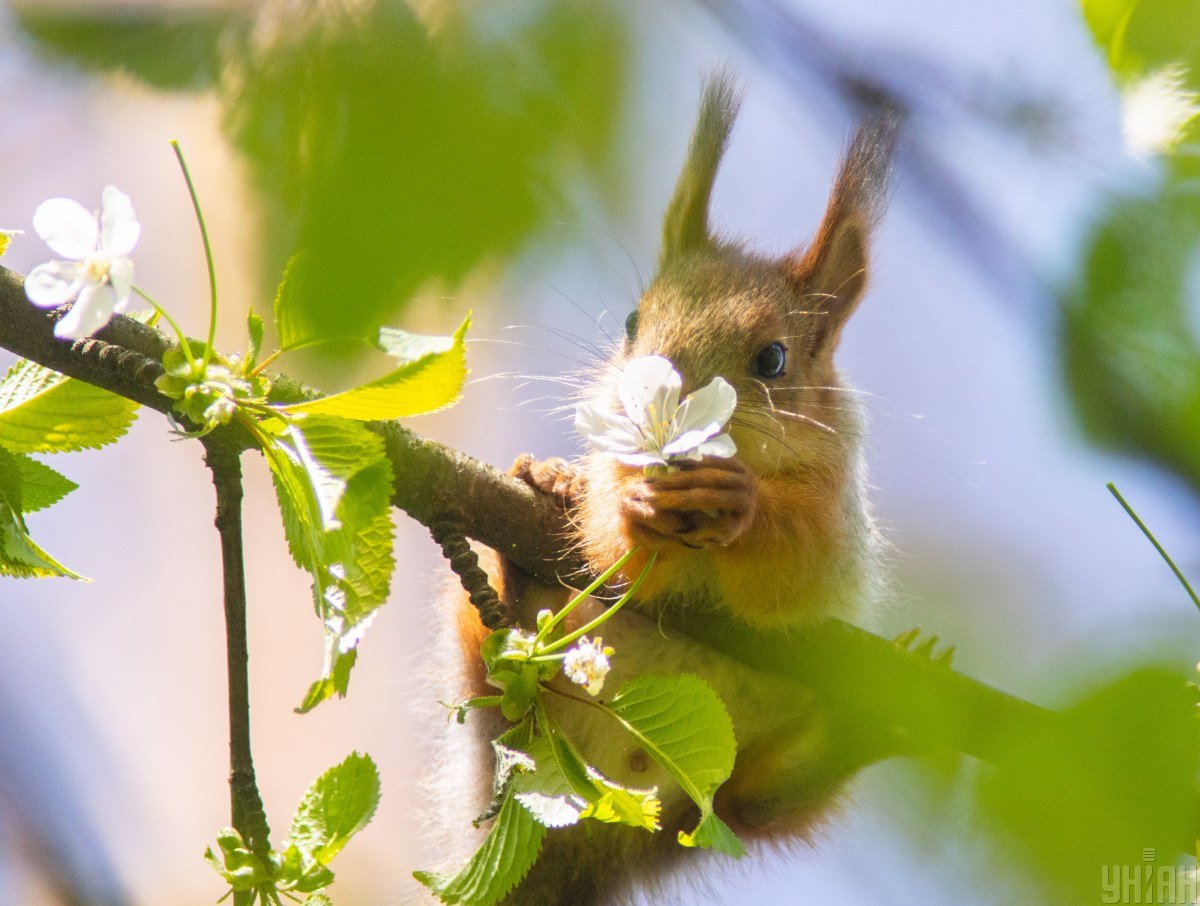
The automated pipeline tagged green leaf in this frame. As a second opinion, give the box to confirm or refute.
[0,229,18,257]
[263,416,395,711]
[607,675,744,857]
[499,663,539,722]
[303,896,334,906]
[203,827,270,891]
[12,453,77,513]
[0,359,138,454]
[0,446,86,580]
[507,735,587,829]
[976,667,1200,901]
[273,251,318,350]
[289,752,380,866]
[677,811,743,853]
[414,789,545,906]
[509,730,661,833]
[278,316,470,421]
[1082,0,1200,80]
[246,309,265,369]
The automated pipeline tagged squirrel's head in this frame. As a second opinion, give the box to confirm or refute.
[619,75,898,475]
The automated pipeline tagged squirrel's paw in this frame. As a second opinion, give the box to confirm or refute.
[510,454,581,508]
[619,457,756,550]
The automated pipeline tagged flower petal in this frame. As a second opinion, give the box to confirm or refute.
[100,186,140,256]
[677,376,736,432]
[663,427,721,457]
[693,432,737,459]
[107,256,135,310]
[575,399,646,454]
[54,282,116,339]
[33,197,98,260]
[615,450,669,467]
[617,355,680,427]
[25,261,80,307]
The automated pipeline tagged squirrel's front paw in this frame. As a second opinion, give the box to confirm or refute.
[619,458,756,550]
[511,453,582,509]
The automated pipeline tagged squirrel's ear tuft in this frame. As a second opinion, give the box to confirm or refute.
[787,109,900,352]
[659,73,743,269]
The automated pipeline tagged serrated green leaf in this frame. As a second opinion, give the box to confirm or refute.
[492,743,536,799]
[303,896,334,906]
[508,736,586,829]
[516,708,660,832]
[375,324,458,360]
[289,752,380,866]
[263,416,395,711]
[0,446,86,580]
[0,359,138,454]
[278,316,469,421]
[14,454,77,513]
[273,251,318,350]
[247,309,265,369]
[0,506,87,580]
[607,675,742,856]
[414,789,545,906]
[677,810,744,856]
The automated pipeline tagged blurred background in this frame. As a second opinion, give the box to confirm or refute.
[0,0,1198,903]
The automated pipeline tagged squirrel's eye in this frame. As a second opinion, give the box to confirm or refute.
[625,309,639,341]
[755,342,787,378]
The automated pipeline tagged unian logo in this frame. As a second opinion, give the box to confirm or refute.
[1101,851,1200,904]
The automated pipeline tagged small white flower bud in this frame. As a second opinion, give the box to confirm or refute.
[563,636,611,697]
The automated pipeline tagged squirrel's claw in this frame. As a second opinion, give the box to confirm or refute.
[510,454,582,509]
[619,458,757,551]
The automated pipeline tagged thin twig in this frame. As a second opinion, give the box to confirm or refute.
[204,441,271,898]
[1107,481,1200,613]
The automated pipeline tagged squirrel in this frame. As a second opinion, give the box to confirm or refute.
[431,74,897,905]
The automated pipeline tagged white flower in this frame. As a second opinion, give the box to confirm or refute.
[1122,66,1200,159]
[575,354,737,467]
[25,186,141,339]
[563,636,611,696]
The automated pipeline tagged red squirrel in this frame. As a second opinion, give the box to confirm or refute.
[434,74,896,904]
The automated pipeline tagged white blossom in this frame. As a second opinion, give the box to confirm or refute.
[563,636,611,696]
[575,355,737,467]
[25,186,141,339]
[1122,66,1200,159]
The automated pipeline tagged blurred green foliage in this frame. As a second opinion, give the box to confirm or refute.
[14,6,233,89]
[1066,0,1200,490]
[1083,0,1200,77]
[980,668,1200,902]
[14,0,629,350]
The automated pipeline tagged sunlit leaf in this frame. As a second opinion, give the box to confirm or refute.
[0,359,138,454]
[414,788,545,906]
[607,675,744,857]
[12,453,77,513]
[289,752,380,866]
[0,446,85,580]
[263,416,395,710]
[279,316,469,420]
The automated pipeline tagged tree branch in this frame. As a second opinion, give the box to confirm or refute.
[0,263,1057,767]
[204,442,271,901]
